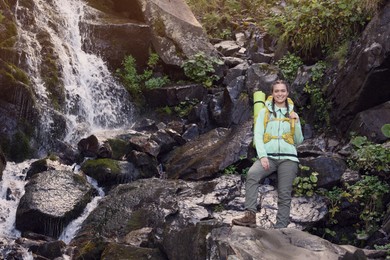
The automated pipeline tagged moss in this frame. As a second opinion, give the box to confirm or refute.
[106,139,130,160]
[101,243,165,260]
[9,131,32,162]
[0,9,17,47]
[74,239,106,260]
[153,17,166,37]
[82,159,121,174]
[126,209,150,231]
[85,0,115,14]
[1,63,31,86]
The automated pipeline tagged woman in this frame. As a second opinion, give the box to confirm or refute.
[232,80,304,228]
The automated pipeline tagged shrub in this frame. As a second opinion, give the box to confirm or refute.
[117,52,170,103]
[275,52,303,84]
[348,136,390,173]
[182,52,223,87]
[347,175,390,238]
[262,0,381,56]
[303,60,331,128]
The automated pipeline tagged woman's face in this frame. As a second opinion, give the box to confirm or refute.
[272,83,289,106]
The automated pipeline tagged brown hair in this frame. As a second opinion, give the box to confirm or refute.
[270,80,290,118]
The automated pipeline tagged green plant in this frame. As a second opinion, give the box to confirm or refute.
[374,243,390,258]
[173,99,199,118]
[348,136,390,173]
[213,204,225,212]
[275,52,303,84]
[303,61,331,128]
[223,165,238,175]
[117,52,170,103]
[182,52,223,87]
[319,186,349,225]
[293,170,319,197]
[262,0,381,56]
[347,175,390,237]
[381,124,390,138]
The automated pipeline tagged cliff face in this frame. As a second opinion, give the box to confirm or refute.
[327,1,390,135]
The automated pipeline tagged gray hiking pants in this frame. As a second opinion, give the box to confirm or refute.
[245,158,298,228]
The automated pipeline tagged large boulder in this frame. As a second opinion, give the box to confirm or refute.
[208,226,385,260]
[348,101,390,143]
[81,0,217,68]
[15,170,95,238]
[68,176,383,260]
[327,1,390,133]
[164,120,253,180]
[138,0,217,66]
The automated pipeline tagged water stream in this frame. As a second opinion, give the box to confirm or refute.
[1,0,136,256]
[14,0,134,147]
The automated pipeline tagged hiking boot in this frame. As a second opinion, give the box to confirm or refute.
[232,211,256,227]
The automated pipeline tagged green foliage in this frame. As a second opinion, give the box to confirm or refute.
[347,175,390,237]
[9,131,33,163]
[182,52,223,87]
[348,136,390,173]
[293,167,319,197]
[381,124,390,138]
[303,61,331,128]
[173,99,199,118]
[186,0,271,39]
[223,165,238,175]
[213,204,225,212]
[374,243,390,258]
[262,0,380,56]
[319,186,350,225]
[117,53,170,103]
[0,11,4,23]
[275,52,303,84]
[321,175,389,238]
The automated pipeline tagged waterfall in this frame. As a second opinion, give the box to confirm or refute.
[0,161,31,238]
[59,175,104,244]
[14,0,134,148]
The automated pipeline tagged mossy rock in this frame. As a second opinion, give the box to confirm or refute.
[26,158,48,179]
[101,243,165,260]
[81,158,121,186]
[106,138,130,160]
[0,4,18,48]
[73,238,107,260]
[9,131,33,163]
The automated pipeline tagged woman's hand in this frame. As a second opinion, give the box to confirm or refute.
[260,157,270,170]
[289,112,299,121]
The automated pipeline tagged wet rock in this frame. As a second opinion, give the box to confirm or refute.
[129,135,160,157]
[126,150,159,178]
[15,170,95,238]
[80,159,140,190]
[77,135,99,158]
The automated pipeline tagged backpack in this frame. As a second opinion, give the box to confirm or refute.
[262,97,296,145]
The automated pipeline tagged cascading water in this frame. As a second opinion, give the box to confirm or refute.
[14,0,134,148]
[1,0,136,256]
